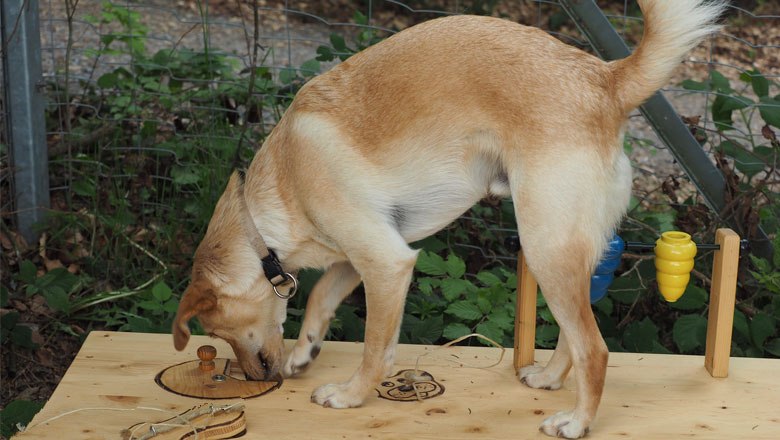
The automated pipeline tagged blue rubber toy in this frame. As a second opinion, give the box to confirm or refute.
[590,234,625,303]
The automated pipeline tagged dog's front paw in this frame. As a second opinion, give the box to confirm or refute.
[539,411,589,439]
[518,365,563,390]
[311,383,364,409]
[283,343,322,377]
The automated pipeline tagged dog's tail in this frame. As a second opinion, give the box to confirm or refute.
[611,0,727,112]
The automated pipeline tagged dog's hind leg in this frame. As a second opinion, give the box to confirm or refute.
[284,261,362,377]
[518,231,607,439]
[519,330,572,390]
[529,249,604,439]
[310,223,418,408]
[508,149,630,438]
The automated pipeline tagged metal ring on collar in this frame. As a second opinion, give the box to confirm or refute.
[272,273,298,300]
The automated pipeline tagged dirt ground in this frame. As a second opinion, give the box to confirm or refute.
[2,0,778,427]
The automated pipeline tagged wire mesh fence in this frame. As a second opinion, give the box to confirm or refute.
[1,0,778,345]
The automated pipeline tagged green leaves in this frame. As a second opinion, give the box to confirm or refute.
[152,282,172,302]
[672,314,707,353]
[171,166,202,186]
[330,33,348,53]
[681,79,708,91]
[416,251,465,278]
[446,256,467,279]
[409,250,515,346]
[758,96,780,129]
[749,255,780,295]
[137,282,178,316]
[669,285,708,311]
[18,260,38,284]
[416,251,448,276]
[710,70,732,93]
[608,275,642,304]
[299,59,321,78]
[333,305,364,342]
[476,320,504,344]
[1,311,37,349]
[684,69,780,131]
[476,271,501,286]
[535,324,560,348]
[740,69,770,98]
[317,14,384,63]
[441,278,473,301]
[16,265,80,315]
[445,301,483,321]
[1,400,44,438]
[765,339,780,357]
[750,313,775,348]
[443,322,471,340]
[72,179,97,197]
[97,71,119,88]
[731,309,780,357]
[719,141,766,178]
[712,94,753,131]
[622,318,659,353]
[411,314,443,345]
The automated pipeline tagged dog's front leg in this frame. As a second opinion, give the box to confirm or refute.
[284,262,362,377]
[310,245,418,408]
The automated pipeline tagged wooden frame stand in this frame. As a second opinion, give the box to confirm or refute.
[513,228,741,377]
[704,228,741,377]
[513,251,538,370]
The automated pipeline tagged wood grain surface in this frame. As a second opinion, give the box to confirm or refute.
[17,331,780,439]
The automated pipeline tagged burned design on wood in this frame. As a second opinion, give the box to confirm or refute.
[155,345,281,399]
[376,369,444,402]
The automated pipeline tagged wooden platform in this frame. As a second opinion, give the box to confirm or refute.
[18,331,780,439]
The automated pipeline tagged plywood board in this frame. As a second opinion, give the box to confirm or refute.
[17,331,780,439]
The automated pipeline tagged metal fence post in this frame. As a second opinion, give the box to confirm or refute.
[558,0,773,259]
[2,0,49,244]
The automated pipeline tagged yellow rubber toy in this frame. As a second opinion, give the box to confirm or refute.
[654,231,697,302]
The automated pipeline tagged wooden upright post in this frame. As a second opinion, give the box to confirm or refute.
[514,251,538,370]
[704,228,740,378]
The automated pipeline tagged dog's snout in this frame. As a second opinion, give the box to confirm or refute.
[244,350,281,382]
[258,351,269,371]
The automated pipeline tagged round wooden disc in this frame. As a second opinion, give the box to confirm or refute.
[155,358,281,399]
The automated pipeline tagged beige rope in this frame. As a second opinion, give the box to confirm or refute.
[410,332,506,401]
[19,403,244,440]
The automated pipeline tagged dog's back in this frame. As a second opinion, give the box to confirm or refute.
[291,0,724,156]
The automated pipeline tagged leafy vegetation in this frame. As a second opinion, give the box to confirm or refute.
[0,400,45,438]
[679,68,780,356]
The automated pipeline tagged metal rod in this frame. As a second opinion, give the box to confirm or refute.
[558,0,772,259]
[507,235,749,254]
[625,242,721,251]
[2,0,50,243]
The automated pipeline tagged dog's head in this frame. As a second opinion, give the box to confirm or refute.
[172,173,287,381]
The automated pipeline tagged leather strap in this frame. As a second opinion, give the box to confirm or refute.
[235,170,298,299]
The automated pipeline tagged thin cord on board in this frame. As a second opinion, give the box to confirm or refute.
[19,402,244,440]
[409,332,506,401]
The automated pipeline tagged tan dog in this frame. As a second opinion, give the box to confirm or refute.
[172,1,725,437]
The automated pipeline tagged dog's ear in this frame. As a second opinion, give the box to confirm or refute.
[172,285,217,351]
